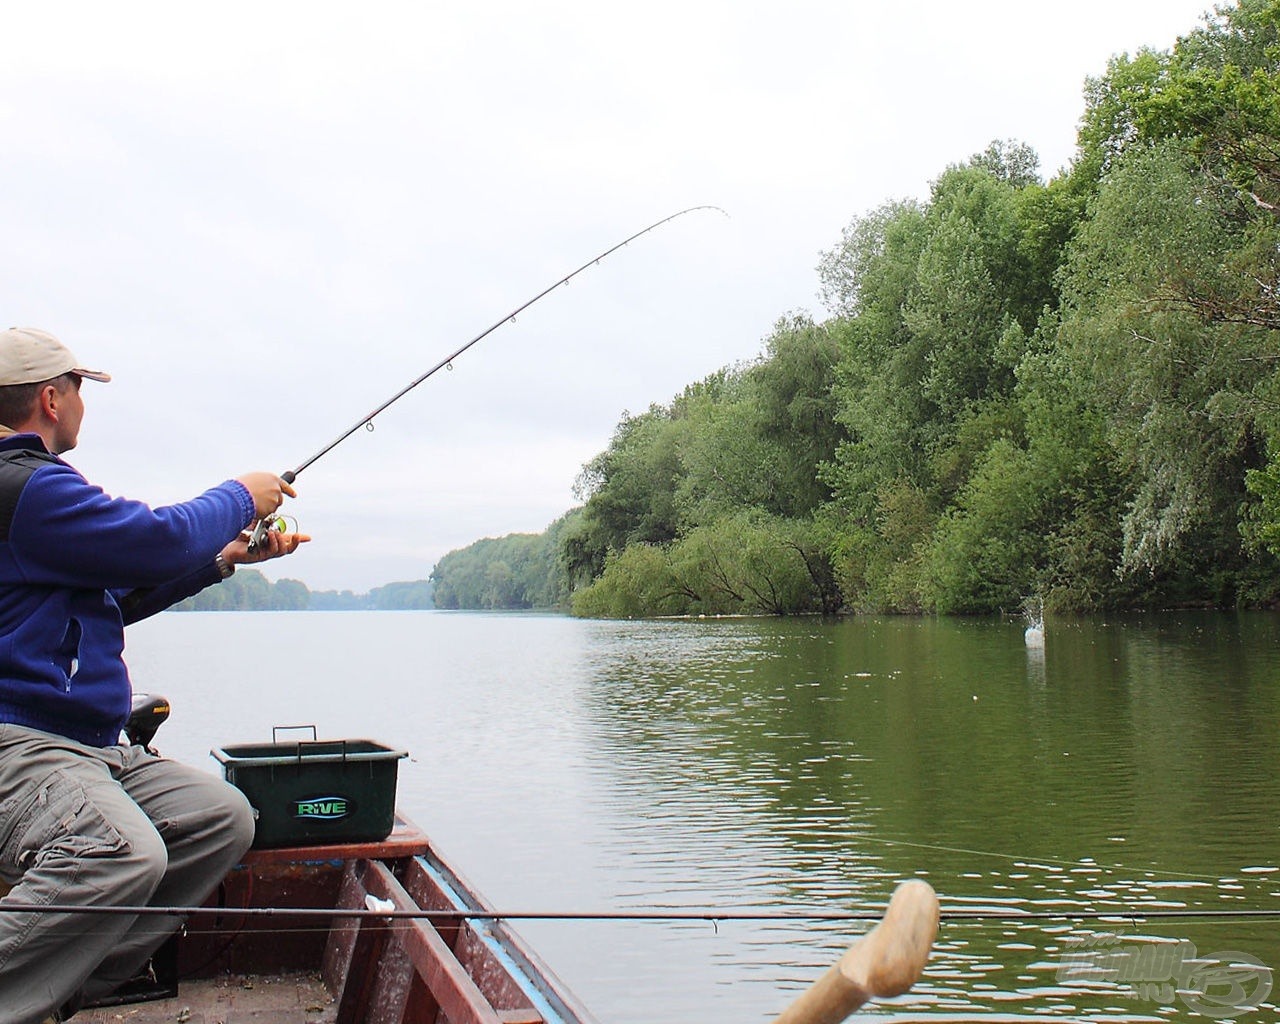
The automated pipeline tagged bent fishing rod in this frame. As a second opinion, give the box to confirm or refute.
[249,205,725,549]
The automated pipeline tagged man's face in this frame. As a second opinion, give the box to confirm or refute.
[49,374,84,454]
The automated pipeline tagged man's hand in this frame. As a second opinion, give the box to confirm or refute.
[236,472,297,519]
[222,528,311,567]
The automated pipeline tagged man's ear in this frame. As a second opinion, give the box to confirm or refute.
[38,384,60,421]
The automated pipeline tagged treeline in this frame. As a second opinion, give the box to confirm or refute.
[173,571,434,611]
[436,1,1280,616]
[429,513,578,610]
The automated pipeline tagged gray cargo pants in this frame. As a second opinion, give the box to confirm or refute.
[0,725,255,1024]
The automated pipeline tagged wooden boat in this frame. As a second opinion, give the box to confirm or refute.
[64,707,938,1024]
[80,814,597,1024]
[69,814,938,1024]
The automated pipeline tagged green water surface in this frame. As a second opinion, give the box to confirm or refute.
[132,610,1280,1021]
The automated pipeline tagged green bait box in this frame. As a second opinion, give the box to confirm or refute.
[213,731,408,849]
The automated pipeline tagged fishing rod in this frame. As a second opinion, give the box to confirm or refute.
[7,902,1279,924]
[249,205,726,549]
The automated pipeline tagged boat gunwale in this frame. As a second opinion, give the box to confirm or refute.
[169,814,598,1024]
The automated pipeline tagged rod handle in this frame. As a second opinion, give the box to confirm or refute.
[771,879,939,1024]
[245,469,298,553]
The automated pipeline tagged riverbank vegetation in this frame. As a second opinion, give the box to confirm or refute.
[174,572,434,611]
[430,514,577,610]
[437,0,1280,616]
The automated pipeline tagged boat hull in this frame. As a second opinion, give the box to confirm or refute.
[83,815,595,1024]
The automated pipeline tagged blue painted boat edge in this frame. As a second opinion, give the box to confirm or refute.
[414,852,600,1024]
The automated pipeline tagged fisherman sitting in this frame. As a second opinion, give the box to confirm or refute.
[0,327,308,1024]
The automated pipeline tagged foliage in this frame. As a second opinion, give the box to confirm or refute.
[368,580,437,610]
[173,571,435,611]
[570,545,685,618]
[445,2,1280,618]
[174,570,307,611]
[430,535,545,609]
[572,513,839,617]
[430,512,577,610]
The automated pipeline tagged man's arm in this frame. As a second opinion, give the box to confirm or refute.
[114,562,225,624]
[114,527,310,625]
[8,463,295,589]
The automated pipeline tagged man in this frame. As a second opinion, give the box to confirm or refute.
[0,327,308,1024]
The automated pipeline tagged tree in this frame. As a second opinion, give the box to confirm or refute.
[820,149,1052,611]
[565,405,685,582]
[571,545,685,618]
[369,580,435,609]
[817,198,928,319]
[273,578,310,610]
[671,319,844,523]
[969,139,1042,189]
[430,533,561,609]
[1056,137,1277,591]
[748,316,846,515]
[497,5,1280,616]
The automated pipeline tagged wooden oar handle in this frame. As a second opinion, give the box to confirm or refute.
[771,879,939,1024]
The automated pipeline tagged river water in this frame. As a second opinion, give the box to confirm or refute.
[124,610,1280,1022]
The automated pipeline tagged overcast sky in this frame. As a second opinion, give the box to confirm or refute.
[1,0,1214,591]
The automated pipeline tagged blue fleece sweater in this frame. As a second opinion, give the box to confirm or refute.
[0,434,256,746]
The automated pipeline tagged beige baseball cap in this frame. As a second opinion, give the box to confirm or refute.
[0,327,112,386]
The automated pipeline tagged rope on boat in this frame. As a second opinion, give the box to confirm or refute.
[3,902,1280,923]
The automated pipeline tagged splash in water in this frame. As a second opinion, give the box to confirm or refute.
[1024,598,1045,649]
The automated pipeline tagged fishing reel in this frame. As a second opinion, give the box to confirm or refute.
[246,513,300,554]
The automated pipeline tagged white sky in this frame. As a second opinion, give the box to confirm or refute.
[0,0,1214,591]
